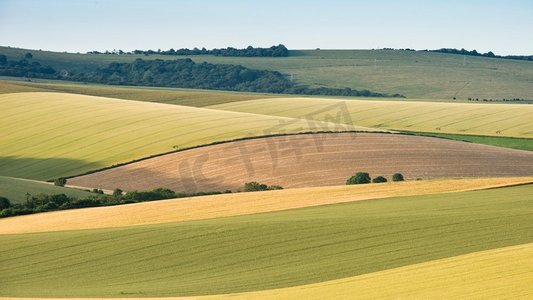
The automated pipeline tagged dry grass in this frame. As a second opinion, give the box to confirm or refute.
[69,133,533,193]
[1,177,531,235]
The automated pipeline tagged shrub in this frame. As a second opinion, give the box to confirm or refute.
[346,172,371,185]
[54,177,67,187]
[392,173,405,182]
[113,188,124,198]
[244,181,269,192]
[372,176,388,183]
[0,197,10,210]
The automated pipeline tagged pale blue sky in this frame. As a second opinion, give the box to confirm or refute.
[1,0,532,55]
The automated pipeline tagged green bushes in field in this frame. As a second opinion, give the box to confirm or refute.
[347,172,405,184]
[372,176,388,183]
[346,172,372,185]
[0,197,10,210]
[54,177,67,187]
[392,173,405,182]
[244,182,284,192]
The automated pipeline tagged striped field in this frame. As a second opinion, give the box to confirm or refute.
[210,97,533,138]
[0,92,374,180]
[2,177,530,234]
[0,184,531,297]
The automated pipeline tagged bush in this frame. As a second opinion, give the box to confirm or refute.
[54,177,67,187]
[244,181,269,192]
[392,173,405,182]
[346,172,371,185]
[113,188,123,197]
[372,176,388,183]
[0,197,10,210]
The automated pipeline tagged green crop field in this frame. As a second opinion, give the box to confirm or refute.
[2,46,533,99]
[1,184,531,297]
[211,97,533,138]
[0,78,280,107]
[401,131,533,151]
[0,176,93,204]
[0,92,372,180]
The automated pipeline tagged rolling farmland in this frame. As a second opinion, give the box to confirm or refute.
[196,244,533,299]
[210,97,533,138]
[69,133,533,193]
[0,176,93,204]
[3,177,530,234]
[0,92,374,180]
[2,46,533,99]
[0,79,279,107]
[0,184,532,297]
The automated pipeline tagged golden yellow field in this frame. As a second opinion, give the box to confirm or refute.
[196,243,533,300]
[1,177,530,235]
[210,97,533,138]
[0,92,375,180]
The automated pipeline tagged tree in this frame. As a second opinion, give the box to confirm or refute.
[346,172,371,185]
[24,52,33,59]
[0,197,10,210]
[113,188,123,198]
[0,54,7,65]
[244,181,269,192]
[372,176,388,183]
[54,177,67,187]
[392,173,404,182]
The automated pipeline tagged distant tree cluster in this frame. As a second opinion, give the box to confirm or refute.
[346,172,404,185]
[87,44,290,57]
[243,181,283,192]
[0,54,56,78]
[428,48,533,61]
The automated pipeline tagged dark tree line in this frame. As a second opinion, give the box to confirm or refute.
[0,54,403,97]
[428,48,533,61]
[0,188,227,218]
[0,54,56,78]
[88,44,290,57]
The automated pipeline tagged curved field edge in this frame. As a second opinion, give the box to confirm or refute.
[0,177,531,235]
[68,132,533,193]
[7,243,528,300]
[0,79,283,107]
[0,184,532,297]
[180,243,533,299]
[0,176,94,204]
[209,97,533,138]
[0,92,378,180]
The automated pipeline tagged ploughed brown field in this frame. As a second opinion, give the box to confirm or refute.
[69,133,533,193]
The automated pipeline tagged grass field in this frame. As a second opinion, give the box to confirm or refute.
[196,243,533,299]
[0,92,371,180]
[3,177,530,234]
[0,184,531,297]
[401,131,533,151]
[0,176,93,204]
[210,97,533,138]
[2,46,533,99]
[0,79,279,107]
[69,133,533,193]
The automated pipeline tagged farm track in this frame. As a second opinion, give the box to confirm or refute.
[69,133,533,193]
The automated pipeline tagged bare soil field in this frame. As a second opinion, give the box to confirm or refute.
[69,133,533,193]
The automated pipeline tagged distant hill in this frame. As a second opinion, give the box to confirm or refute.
[0,46,532,99]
